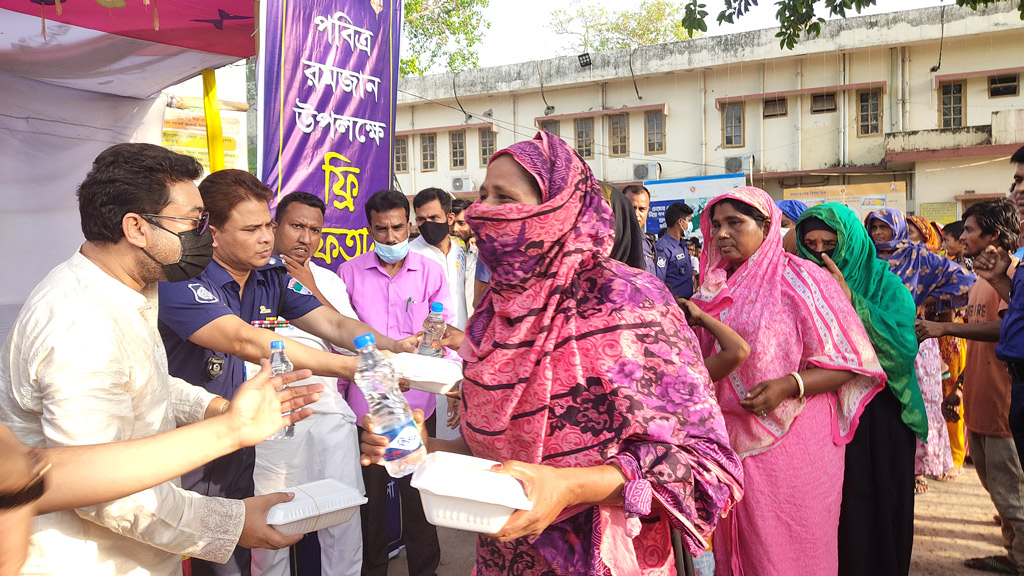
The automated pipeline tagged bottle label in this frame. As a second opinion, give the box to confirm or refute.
[381,420,423,462]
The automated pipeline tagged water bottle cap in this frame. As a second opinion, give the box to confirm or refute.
[354,333,375,348]
[270,340,285,350]
[430,302,444,314]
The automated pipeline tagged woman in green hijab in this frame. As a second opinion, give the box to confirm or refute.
[797,202,927,576]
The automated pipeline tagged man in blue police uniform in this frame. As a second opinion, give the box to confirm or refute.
[158,170,416,576]
[655,202,695,299]
[971,145,1024,466]
[623,184,659,276]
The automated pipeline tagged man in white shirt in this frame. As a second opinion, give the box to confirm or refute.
[0,143,300,576]
[450,198,478,317]
[409,188,467,439]
[252,192,363,576]
[409,188,468,330]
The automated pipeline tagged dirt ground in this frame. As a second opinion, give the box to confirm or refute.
[387,463,1008,575]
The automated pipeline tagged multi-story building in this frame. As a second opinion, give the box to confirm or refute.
[394,2,1024,215]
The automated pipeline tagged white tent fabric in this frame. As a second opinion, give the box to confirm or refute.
[0,9,238,339]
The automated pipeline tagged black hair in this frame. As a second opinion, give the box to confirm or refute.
[451,198,472,216]
[276,191,325,221]
[413,187,453,214]
[621,184,650,199]
[198,169,274,229]
[364,189,410,224]
[687,236,701,247]
[665,202,695,227]
[941,220,965,241]
[1011,145,1024,164]
[962,198,1020,253]
[708,198,769,230]
[77,143,203,244]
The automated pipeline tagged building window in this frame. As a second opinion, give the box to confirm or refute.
[940,81,965,128]
[420,133,436,172]
[574,118,594,159]
[723,103,744,148]
[394,136,408,173]
[990,74,1019,98]
[811,93,837,114]
[858,89,881,136]
[645,111,665,154]
[479,129,495,166]
[539,120,560,137]
[449,130,466,169]
[763,98,787,118]
[609,114,629,156]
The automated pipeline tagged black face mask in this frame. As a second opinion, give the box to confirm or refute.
[419,220,450,247]
[818,248,837,261]
[142,221,214,282]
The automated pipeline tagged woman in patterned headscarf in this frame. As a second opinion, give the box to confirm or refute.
[373,132,744,576]
[692,187,885,576]
[907,215,944,253]
[866,209,975,493]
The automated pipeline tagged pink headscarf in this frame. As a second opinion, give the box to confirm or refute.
[692,186,885,457]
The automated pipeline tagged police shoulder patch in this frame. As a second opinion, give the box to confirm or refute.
[188,283,219,304]
[287,277,313,295]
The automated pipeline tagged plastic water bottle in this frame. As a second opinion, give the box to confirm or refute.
[417,302,446,358]
[267,340,295,441]
[353,333,425,477]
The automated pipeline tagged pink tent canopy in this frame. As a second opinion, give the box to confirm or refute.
[0,0,256,57]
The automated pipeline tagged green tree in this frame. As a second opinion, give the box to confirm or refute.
[401,0,490,76]
[550,0,698,54]
[682,0,1024,50]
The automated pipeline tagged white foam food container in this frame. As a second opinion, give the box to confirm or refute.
[410,452,533,534]
[265,479,367,536]
[392,353,463,394]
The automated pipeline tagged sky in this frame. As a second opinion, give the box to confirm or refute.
[475,0,950,68]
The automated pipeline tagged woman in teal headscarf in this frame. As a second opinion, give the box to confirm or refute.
[797,202,927,576]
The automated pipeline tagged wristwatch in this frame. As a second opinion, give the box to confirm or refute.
[0,449,51,509]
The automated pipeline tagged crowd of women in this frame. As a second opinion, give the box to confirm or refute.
[359,131,991,576]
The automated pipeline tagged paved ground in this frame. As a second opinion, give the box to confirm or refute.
[387,463,1009,575]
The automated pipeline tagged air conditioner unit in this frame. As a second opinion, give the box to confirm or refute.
[724,155,752,175]
[450,176,473,192]
[633,162,660,181]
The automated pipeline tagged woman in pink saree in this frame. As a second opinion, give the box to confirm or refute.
[691,187,886,575]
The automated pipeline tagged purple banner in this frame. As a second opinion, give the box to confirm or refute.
[258,0,401,271]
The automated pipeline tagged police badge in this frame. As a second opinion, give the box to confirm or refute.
[206,355,225,380]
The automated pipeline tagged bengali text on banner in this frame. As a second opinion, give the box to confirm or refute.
[258,0,401,271]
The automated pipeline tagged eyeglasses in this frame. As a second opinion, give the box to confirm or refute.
[139,212,209,235]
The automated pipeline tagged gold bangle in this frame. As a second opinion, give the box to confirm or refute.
[220,400,230,414]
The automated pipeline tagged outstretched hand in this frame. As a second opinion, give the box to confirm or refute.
[433,324,464,352]
[359,409,428,466]
[227,359,319,447]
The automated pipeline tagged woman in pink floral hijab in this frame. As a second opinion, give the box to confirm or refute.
[452,132,743,575]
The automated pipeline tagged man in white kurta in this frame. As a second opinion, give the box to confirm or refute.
[0,253,245,576]
[409,188,466,441]
[252,193,364,576]
[0,143,298,576]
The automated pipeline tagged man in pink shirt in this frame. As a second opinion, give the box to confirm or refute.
[337,189,452,576]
